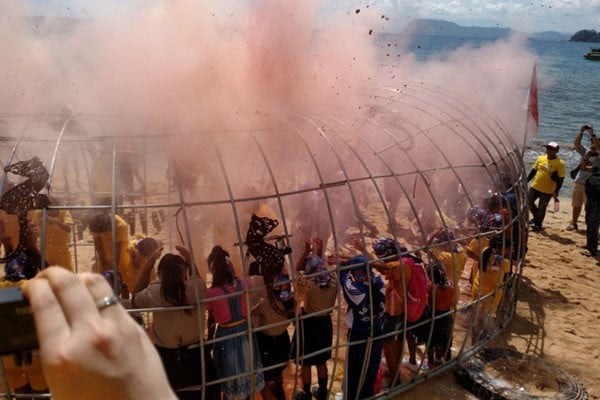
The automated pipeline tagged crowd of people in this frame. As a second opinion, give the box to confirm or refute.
[1,190,519,400]
[8,122,600,399]
[528,124,600,257]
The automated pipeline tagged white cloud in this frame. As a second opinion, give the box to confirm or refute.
[20,0,600,33]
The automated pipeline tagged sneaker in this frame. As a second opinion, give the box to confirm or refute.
[566,223,578,231]
[401,360,420,374]
[311,386,328,400]
[295,390,312,400]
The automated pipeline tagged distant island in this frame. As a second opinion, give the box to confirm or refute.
[570,29,600,43]
[391,19,570,41]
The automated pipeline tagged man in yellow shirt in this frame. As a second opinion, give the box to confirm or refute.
[527,142,565,232]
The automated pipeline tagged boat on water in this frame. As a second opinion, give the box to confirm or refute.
[584,48,600,60]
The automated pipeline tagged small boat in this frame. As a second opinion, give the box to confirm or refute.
[584,47,600,60]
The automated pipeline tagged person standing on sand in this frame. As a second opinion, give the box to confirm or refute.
[582,133,600,257]
[567,125,598,231]
[527,142,565,232]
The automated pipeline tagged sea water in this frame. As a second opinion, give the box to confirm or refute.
[398,35,600,194]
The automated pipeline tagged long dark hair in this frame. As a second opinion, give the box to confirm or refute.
[157,254,187,307]
[207,245,235,288]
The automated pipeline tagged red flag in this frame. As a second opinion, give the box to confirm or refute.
[525,64,539,138]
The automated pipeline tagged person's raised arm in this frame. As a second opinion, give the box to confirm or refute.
[22,267,178,400]
[575,124,589,153]
[175,245,197,277]
[132,247,162,295]
[295,239,312,273]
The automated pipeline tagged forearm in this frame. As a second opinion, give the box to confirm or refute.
[527,169,536,182]
[133,259,155,295]
[555,177,564,194]
[295,249,309,273]
[94,238,109,268]
[574,127,585,151]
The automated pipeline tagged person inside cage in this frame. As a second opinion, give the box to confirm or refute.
[87,210,130,296]
[29,196,75,272]
[1,268,48,397]
[251,272,296,400]
[131,245,220,400]
[427,227,466,304]
[470,236,512,344]
[426,261,456,368]
[291,237,338,400]
[357,236,412,387]
[340,254,385,400]
[206,245,265,400]
[122,236,161,299]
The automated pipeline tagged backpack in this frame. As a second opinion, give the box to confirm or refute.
[404,257,431,323]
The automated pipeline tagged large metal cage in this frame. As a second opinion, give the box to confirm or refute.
[0,83,528,399]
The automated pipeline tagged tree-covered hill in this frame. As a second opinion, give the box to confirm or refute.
[570,29,600,43]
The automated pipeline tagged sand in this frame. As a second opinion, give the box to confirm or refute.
[401,196,600,399]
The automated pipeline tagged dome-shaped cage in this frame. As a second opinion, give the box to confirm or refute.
[0,83,528,399]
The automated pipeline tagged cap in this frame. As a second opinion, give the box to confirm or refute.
[372,237,399,258]
[545,141,559,150]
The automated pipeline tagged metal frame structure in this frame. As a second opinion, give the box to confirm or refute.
[0,83,528,399]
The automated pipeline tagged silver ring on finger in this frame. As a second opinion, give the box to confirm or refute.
[96,294,119,311]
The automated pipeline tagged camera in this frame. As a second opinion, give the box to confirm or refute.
[0,287,38,355]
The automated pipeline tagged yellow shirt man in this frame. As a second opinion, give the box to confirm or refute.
[530,154,566,195]
[30,209,74,271]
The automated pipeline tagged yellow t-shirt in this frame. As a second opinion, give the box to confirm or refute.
[432,247,467,305]
[92,214,130,272]
[0,210,20,255]
[382,260,412,317]
[31,210,74,271]
[122,238,158,292]
[431,248,467,281]
[531,154,566,195]
[471,249,511,312]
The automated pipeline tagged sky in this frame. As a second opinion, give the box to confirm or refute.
[21,0,600,34]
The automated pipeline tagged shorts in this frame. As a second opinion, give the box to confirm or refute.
[382,313,405,342]
[430,311,453,348]
[256,330,291,382]
[407,307,432,344]
[572,182,586,208]
[290,313,332,366]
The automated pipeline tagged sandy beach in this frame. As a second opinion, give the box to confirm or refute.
[401,196,600,399]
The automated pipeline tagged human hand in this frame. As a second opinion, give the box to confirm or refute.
[22,267,177,400]
[312,237,323,255]
[175,245,191,264]
[150,246,164,262]
[303,239,312,255]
